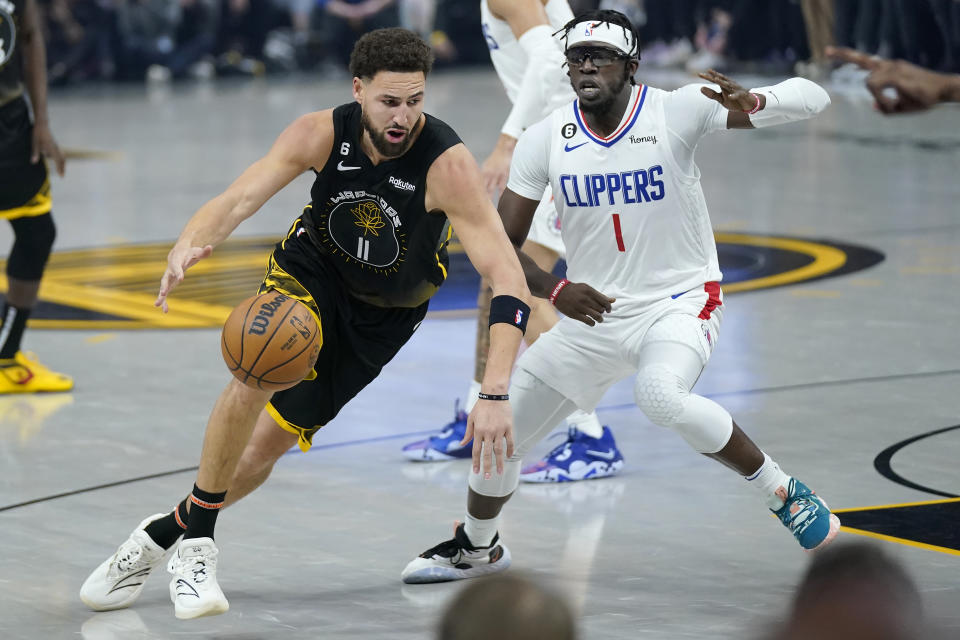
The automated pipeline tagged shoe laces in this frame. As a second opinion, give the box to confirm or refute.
[419,536,463,560]
[419,522,483,560]
[110,538,147,577]
[176,550,217,585]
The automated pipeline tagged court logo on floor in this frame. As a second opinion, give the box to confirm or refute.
[5,232,884,329]
[837,424,960,556]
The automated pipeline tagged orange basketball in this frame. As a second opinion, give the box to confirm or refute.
[221,292,321,392]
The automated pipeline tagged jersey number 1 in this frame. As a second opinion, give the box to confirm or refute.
[611,214,625,252]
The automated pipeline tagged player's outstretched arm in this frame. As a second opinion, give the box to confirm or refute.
[482,0,570,198]
[698,69,830,130]
[499,189,614,326]
[156,111,335,312]
[426,143,531,478]
[826,46,960,114]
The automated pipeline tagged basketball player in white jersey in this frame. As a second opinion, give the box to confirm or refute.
[402,10,841,583]
[402,0,626,483]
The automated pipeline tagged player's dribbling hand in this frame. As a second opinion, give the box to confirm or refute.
[554,282,615,326]
[155,243,214,312]
[697,69,757,112]
[462,399,515,479]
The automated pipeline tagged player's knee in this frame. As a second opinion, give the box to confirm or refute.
[7,213,56,280]
[634,364,688,427]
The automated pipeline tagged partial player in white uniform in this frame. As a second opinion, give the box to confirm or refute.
[402,0,626,483]
[403,9,841,584]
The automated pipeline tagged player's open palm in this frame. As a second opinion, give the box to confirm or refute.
[554,281,615,326]
[462,399,514,478]
[155,243,214,312]
[697,69,756,112]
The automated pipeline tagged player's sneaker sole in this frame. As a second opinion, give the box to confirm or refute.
[521,458,624,483]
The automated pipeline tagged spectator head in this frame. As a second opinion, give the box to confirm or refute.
[349,28,434,158]
[438,573,576,640]
[776,541,923,640]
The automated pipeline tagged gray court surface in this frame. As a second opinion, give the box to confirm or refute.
[0,68,958,639]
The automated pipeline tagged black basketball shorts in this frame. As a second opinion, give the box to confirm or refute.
[257,217,428,451]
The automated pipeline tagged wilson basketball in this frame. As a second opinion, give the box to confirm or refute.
[221,292,321,392]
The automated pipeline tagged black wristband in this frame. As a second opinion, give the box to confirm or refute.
[488,295,531,334]
[477,392,509,401]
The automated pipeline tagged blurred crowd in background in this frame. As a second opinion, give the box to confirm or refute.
[40,0,960,85]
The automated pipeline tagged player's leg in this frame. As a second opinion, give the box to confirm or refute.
[402,364,578,583]
[82,242,324,617]
[79,381,275,616]
[171,379,274,618]
[631,308,840,551]
[515,241,624,484]
[0,96,70,392]
[0,213,73,393]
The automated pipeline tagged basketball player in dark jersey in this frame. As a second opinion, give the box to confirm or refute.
[0,0,70,393]
[81,28,531,620]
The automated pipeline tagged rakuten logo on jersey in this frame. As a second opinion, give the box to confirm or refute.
[389,176,416,192]
[559,165,666,208]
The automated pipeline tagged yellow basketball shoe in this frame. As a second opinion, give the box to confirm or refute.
[0,352,74,393]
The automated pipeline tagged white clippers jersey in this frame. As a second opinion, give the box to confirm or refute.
[480,0,574,109]
[508,84,725,304]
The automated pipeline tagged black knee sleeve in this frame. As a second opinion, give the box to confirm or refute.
[7,213,56,281]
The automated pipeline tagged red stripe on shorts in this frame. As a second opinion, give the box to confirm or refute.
[698,282,723,320]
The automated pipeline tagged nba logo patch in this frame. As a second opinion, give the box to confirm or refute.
[514,309,524,325]
[584,26,593,35]
[702,325,712,347]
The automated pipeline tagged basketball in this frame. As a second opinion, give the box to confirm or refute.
[221,292,321,392]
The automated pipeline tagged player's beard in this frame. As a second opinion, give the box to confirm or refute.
[579,66,632,115]
[361,111,413,158]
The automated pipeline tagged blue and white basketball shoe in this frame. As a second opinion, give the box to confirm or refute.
[402,401,473,461]
[772,478,841,551]
[520,426,624,483]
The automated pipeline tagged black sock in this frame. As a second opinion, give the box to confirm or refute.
[0,303,30,359]
[143,498,190,550]
[183,484,227,541]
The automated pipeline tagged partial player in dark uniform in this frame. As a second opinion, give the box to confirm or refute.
[80,28,531,620]
[0,0,70,393]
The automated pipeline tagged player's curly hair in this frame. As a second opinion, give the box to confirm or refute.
[349,28,434,80]
[558,9,641,60]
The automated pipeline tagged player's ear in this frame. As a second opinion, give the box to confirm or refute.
[352,77,364,104]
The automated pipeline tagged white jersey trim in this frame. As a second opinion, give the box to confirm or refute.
[574,84,648,147]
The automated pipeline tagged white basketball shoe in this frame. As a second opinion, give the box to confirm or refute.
[402,522,511,584]
[168,537,229,619]
[80,514,169,611]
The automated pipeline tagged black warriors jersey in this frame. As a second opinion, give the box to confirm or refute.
[301,102,462,307]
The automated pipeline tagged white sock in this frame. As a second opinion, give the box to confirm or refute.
[745,453,792,511]
[463,512,498,548]
[463,380,482,414]
[566,409,603,439]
